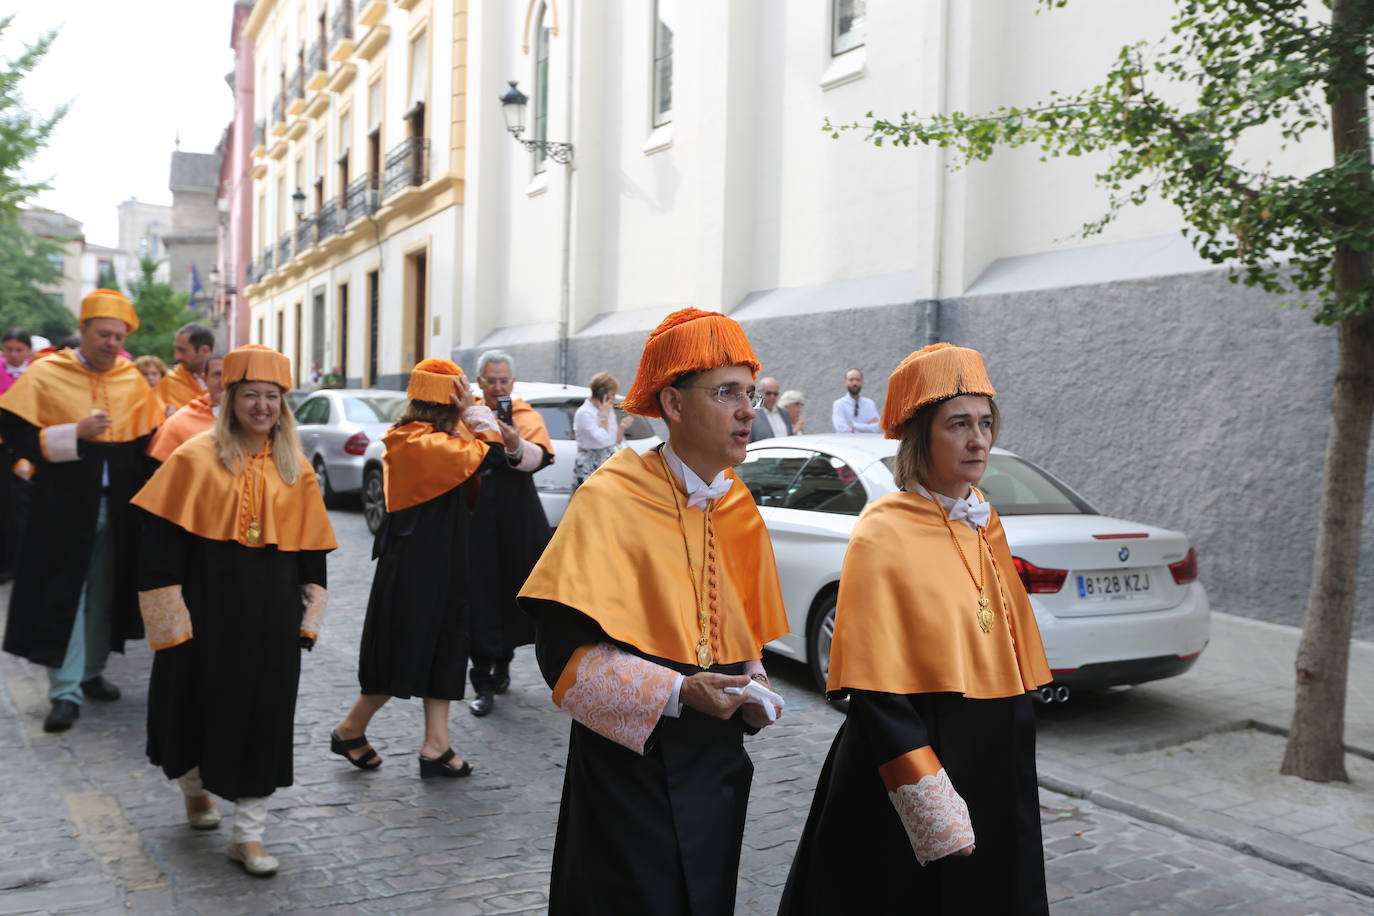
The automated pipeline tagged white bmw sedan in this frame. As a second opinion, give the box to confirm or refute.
[736,434,1210,696]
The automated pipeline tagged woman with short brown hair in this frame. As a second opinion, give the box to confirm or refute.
[780,343,1052,914]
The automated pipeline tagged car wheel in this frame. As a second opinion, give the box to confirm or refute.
[361,465,386,534]
[806,589,838,694]
[313,457,339,509]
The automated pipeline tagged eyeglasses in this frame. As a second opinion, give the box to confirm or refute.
[678,384,763,409]
[760,390,780,397]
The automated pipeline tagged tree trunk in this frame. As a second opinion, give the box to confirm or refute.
[1281,0,1374,781]
[1281,316,1374,781]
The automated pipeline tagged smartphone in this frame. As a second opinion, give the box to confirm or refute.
[496,395,514,425]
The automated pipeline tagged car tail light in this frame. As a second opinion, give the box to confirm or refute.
[1013,556,1067,594]
[344,432,369,455]
[1169,548,1198,585]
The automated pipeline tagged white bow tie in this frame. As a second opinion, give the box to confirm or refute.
[686,476,733,511]
[946,496,991,530]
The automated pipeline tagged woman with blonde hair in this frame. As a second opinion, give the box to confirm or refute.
[132,345,336,877]
[134,354,167,388]
[331,359,502,778]
[780,343,1052,913]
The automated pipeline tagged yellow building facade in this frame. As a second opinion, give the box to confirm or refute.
[244,0,468,387]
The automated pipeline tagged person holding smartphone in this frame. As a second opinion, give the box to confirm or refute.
[466,350,556,717]
[572,371,634,490]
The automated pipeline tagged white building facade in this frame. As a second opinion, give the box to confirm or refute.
[239,0,1369,631]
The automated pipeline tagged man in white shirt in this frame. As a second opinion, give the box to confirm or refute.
[832,367,881,433]
[748,377,793,441]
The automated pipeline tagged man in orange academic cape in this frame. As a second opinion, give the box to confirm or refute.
[465,349,555,717]
[155,322,214,411]
[518,309,790,915]
[147,353,224,463]
[0,290,163,732]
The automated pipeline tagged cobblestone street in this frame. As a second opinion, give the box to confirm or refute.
[1,504,1371,914]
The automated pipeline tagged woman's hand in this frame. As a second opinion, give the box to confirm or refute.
[448,377,476,412]
[618,415,634,431]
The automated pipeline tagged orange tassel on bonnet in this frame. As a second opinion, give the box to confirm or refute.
[880,343,996,438]
[621,308,762,418]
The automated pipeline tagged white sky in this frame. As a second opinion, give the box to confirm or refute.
[10,1,236,246]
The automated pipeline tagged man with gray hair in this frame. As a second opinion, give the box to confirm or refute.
[466,350,555,716]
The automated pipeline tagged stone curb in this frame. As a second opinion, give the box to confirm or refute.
[1038,759,1374,899]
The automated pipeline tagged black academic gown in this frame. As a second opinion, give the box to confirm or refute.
[1,412,153,667]
[778,690,1047,915]
[141,513,329,801]
[522,598,754,916]
[466,446,552,675]
[357,443,501,700]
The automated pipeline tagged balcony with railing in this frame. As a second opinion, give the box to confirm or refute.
[329,0,355,61]
[317,200,342,240]
[296,217,316,253]
[345,173,379,223]
[287,68,306,116]
[252,119,266,157]
[260,246,275,277]
[272,94,284,127]
[383,137,429,200]
[245,259,258,286]
[307,37,328,91]
[277,231,294,267]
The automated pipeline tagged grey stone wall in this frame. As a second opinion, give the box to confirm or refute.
[454,269,1373,638]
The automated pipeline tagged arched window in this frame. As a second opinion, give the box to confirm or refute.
[533,2,551,173]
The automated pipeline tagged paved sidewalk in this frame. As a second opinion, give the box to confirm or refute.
[1035,611,1374,897]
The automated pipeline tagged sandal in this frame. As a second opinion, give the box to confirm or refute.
[419,748,474,779]
[330,730,382,770]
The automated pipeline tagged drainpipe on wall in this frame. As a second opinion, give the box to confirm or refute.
[556,2,576,385]
[925,0,953,347]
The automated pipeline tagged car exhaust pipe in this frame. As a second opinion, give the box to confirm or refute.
[1032,685,1072,704]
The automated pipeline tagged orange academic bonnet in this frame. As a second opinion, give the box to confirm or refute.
[80,288,140,333]
[407,358,467,404]
[222,344,293,392]
[620,308,762,418]
[880,342,997,439]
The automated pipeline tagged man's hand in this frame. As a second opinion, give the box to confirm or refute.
[448,377,476,411]
[77,412,112,440]
[680,672,750,720]
[739,674,782,729]
[498,419,521,453]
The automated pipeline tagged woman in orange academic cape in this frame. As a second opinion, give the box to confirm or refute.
[330,359,503,778]
[131,345,336,877]
[779,344,1053,915]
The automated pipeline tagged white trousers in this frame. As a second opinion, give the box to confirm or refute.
[176,768,270,843]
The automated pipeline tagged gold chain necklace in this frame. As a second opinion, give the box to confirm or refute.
[659,452,718,668]
[244,443,269,545]
[926,489,995,633]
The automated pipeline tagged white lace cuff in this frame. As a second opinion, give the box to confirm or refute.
[553,643,678,755]
[509,438,543,472]
[40,423,80,462]
[300,584,327,641]
[890,768,975,866]
[661,674,685,717]
[461,405,499,433]
[139,585,193,651]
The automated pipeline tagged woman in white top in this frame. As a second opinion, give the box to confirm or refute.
[572,371,633,489]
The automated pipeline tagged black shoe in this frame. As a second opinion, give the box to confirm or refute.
[418,748,475,779]
[468,691,494,717]
[43,700,80,732]
[80,676,121,702]
[494,669,511,695]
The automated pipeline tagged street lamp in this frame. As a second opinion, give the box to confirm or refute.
[499,80,574,164]
[292,187,306,219]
